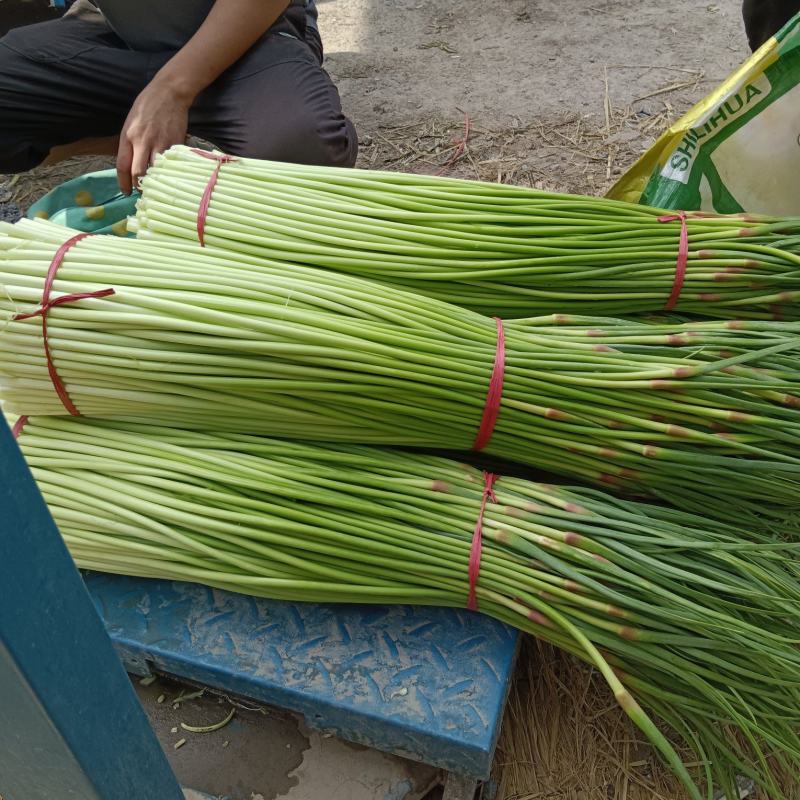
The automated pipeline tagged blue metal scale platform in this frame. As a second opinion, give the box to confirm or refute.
[85,573,519,781]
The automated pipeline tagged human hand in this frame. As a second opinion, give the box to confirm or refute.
[117,81,192,195]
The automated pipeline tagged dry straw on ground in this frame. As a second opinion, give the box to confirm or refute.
[493,638,687,800]
[493,639,775,800]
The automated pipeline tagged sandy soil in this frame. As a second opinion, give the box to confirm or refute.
[321,0,747,192]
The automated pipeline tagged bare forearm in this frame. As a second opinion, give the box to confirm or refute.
[151,0,290,103]
[117,0,289,192]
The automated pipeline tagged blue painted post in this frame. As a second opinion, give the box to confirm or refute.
[0,417,184,800]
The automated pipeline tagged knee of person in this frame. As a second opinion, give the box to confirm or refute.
[743,0,800,50]
[0,141,47,174]
[242,111,358,168]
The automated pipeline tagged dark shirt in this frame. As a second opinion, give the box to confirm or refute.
[93,0,317,52]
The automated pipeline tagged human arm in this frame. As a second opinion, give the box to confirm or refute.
[117,0,289,194]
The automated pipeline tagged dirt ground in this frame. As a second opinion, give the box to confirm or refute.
[324,0,746,193]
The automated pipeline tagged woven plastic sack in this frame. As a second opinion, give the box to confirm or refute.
[608,12,800,215]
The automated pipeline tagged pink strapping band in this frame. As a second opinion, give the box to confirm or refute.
[191,148,239,247]
[435,111,471,176]
[12,415,29,440]
[467,471,498,612]
[473,317,505,450]
[12,233,114,416]
[658,211,689,311]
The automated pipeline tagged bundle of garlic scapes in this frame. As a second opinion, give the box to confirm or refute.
[129,145,800,319]
[2,219,800,529]
[15,414,800,800]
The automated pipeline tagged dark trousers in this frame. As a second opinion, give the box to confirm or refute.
[743,0,800,50]
[0,1,358,173]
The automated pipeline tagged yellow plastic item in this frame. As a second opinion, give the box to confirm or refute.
[608,13,800,215]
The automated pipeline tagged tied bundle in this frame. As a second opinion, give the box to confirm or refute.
[2,220,800,528]
[15,415,800,800]
[128,145,800,319]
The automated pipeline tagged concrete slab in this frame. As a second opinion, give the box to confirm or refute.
[135,675,440,800]
[280,721,438,800]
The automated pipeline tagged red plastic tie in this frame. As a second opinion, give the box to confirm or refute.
[12,233,114,416]
[191,148,239,247]
[473,317,505,450]
[467,471,498,612]
[435,111,471,176]
[658,211,689,310]
[11,415,29,440]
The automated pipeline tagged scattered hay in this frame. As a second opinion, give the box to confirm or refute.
[492,638,778,800]
[359,65,712,195]
[493,638,688,800]
[0,155,114,211]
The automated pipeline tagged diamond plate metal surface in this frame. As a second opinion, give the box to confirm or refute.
[85,573,519,778]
